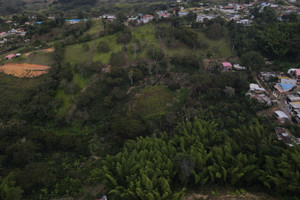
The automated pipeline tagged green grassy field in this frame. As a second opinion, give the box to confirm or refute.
[64,34,123,65]
[55,88,74,116]
[63,41,94,65]
[93,34,123,64]
[197,32,234,58]
[128,23,160,62]
[86,18,104,38]
[133,85,174,119]
[54,67,90,116]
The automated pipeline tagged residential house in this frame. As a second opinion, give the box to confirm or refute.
[288,68,300,84]
[196,14,216,22]
[178,11,188,17]
[259,71,277,81]
[247,83,272,106]
[233,64,246,70]
[5,54,15,60]
[250,83,265,94]
[157,11,171,19]
[237,19,252,26]
[222,62,232,70]
[0,32,7,38]
[142,15,154,23]
[102,14,116,21]
[275,110,290,124]
[274,83,295,98]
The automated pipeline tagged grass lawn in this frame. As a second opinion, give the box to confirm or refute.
[197,32,234,58]
[93,34,123,64]
[86,19,104,38]
[55,88,74,116]
[63,41,93,65]
[133,85,174,119]
[128,23,160,62]
[64,34,123,65]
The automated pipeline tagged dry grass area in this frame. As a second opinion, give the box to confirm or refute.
[0,63,50,77]
[24,47,55,57]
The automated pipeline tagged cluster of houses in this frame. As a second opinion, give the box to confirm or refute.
[128,14,155,24]
[247,83,272,106]
[257,68,300,146]
[0,28,27,44]
[222,62,247,71]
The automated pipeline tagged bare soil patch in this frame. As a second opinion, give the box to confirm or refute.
[0,63,50,77]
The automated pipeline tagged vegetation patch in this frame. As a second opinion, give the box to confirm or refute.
[132,85,174,118]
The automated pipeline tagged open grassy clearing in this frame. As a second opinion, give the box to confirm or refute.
[197,32,234,58]
[54,68,90,116]
[128,23,160,62]
[63,41,93,65]
[93,34,123,64]
[86,18,104,38]
[64,34,123,65]
[132,85,174,119]
[55,88,74,116]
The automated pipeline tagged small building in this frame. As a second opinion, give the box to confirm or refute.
[142,15,154,23]
[178,12,188,17]
[102,14,116,21]
[259,71,277,81]
[287,94,300,103]
[15,53,21,57]
[233,64,246,70]
[222,62,232,70]
[237,19,252,26]
[274,83,295,98]
[5,54,15,60]
[287,69,300,84]
[275,110,290,124]
[0,32,7,38]
[249,83,265,94]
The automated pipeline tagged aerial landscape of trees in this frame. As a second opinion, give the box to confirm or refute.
[0,0,300,199]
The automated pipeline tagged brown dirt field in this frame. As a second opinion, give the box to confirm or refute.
[0,63,50,78]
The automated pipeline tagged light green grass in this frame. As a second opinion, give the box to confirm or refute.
[128,23,160,62]
[63,41,93,65]
[64,34,123,65]
[55,88,73,116]
[133,85,174,118]
[93,34,123,64]
[197,32,234,58]
[86,19,104,38]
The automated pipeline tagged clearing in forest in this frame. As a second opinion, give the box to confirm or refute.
[0,63,50,77]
